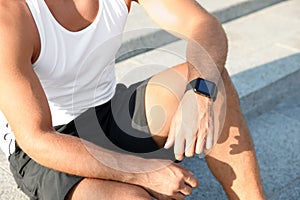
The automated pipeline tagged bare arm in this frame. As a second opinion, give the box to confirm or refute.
[134,2,266,199]
[136,0,228,159]
[136,0,228,81]
[0,2,197,197]
[0,1,137,182]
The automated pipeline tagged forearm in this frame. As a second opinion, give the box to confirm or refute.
[187,15,228,82]
[138,0,227,82]
[19,130,148,186]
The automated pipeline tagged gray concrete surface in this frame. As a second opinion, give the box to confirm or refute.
[2,91,298,200]
[181,88,300,200]
[118,0,286,61]
[0,154,28,199]
[116,0,300,118]
[0,0,299,199]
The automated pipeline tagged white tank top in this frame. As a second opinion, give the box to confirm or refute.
[0,0,128,157]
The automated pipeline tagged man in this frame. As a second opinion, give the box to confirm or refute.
[0,0,265,199]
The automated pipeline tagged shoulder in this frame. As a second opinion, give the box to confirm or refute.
[0,0,34,30]
[0,0,37,61]
[0,0,29,22]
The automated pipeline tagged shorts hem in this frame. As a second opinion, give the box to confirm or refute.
[61,176,85,200]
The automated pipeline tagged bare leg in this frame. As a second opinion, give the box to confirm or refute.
[205,69,265,200]
[66,178,152,200]
[145,62,265,199]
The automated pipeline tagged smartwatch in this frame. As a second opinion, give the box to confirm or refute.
[186,78,218,101]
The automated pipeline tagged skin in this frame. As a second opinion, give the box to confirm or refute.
[0,0,265,199]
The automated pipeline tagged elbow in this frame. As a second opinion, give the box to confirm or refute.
[15,128,52,162]
[209,16,228,70]
[194,14,228,48]
[191,14,228,71]
[15,130,39,157]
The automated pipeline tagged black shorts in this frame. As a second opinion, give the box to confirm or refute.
[9,80,175,200]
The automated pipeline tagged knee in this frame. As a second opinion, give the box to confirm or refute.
[221,68,240,104]
[66,178,152,200]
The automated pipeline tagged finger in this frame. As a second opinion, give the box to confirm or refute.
[174,130,185,161]
[184,174,199,188]
[179,185,193,196]
[184,129,196,157]
[206,105,214,149]
[174,142,185,161]
[205,128,213,149]
[172,192,185,200]
[195,129,205,154]
[195,116,207,154]
[164,116,177,149]
[211,108,218,147]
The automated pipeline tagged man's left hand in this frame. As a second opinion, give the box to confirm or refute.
[164,89,214,161]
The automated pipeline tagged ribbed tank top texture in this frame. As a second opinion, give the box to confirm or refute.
[0,0,128,157]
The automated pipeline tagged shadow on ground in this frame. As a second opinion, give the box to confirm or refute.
[181,53,300,200]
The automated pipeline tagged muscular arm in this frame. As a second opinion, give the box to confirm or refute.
[134,2,266,199]
[0,2,198,197]
[0,2,139,182]
[136,0,228,158]
[136,0,228,81]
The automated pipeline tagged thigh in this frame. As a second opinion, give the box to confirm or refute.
[204,69,264,199]
[67,178,152,200]
[82,77,177,160]
[9,146,151,200]
[104,62,188,158]
[144,62,188,147]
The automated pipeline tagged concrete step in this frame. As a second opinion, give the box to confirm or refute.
[116,0,300,119]
[115,1,300,198]
[182,89,300,199]
[3,92,299,200]
[0,154,28,199]
[117,0,286,61]
[0,0,299,199]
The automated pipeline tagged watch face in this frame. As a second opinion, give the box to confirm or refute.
[195,78,217,99]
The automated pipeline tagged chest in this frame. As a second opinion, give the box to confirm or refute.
[44,0,100,32]
[31,0,129,83]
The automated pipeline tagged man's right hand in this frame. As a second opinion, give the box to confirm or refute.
[140,162,199,199]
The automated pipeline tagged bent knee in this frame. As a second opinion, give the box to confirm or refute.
[67,178,152,200]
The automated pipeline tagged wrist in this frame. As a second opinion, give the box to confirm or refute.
[122,171,150,189]
[186,78,218,101]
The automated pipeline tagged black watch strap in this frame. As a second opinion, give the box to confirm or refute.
[186,78,218,101]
